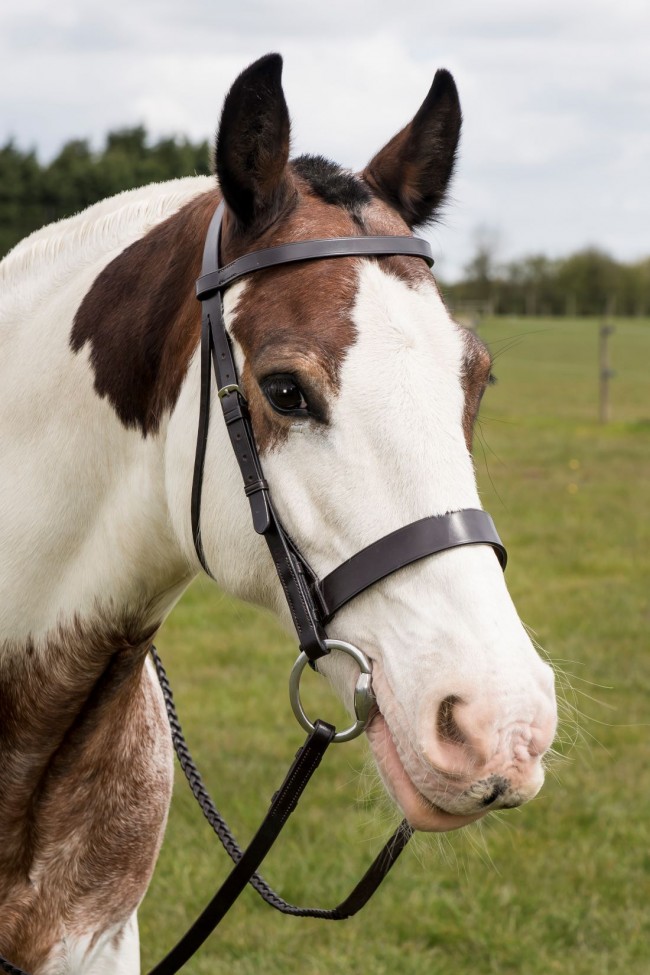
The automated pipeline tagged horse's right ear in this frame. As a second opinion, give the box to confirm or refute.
[216,53,292,231]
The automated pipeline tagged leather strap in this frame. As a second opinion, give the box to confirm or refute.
[207,306,273,535]
[191,203,329,660]
[150,644,413,927]
[148,702,413,975]
[317,509,507,621]
[149,721,336,975]
[196,234,433,297]
[190,315,218,574]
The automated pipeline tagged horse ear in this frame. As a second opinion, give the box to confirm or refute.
[363,69,462,229]
[216,53,292,231]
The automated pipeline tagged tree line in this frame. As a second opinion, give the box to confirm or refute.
[0,126,211,259]
[2,127,648,317]
[443,236,650,318]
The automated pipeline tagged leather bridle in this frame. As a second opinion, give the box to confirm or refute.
[0,202,507,975]
[162,203,507,972]
[191,201,506,660]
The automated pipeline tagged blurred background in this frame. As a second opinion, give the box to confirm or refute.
[2,2,648,973]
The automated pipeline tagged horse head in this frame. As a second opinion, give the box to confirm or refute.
[175,54,558,832]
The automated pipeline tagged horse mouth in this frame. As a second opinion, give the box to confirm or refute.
[365,710,488,833]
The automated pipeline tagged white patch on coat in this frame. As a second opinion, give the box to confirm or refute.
[0,178,213,646]
[46,913,140,975]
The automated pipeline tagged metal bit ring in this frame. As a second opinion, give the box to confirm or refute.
[289,639,375,743]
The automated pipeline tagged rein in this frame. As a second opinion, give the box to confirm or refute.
[0,201,507,975]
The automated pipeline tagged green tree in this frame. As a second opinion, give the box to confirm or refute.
[0,141,43,256]
[556,248,620,315]
[0,127,211,260]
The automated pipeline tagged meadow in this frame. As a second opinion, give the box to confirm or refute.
[140,317,650,975]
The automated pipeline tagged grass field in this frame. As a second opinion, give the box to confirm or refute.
[140,317,650,975]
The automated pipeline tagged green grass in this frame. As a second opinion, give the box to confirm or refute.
[140,317,650,975]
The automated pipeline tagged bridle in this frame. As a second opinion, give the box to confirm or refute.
[170,202,507,963]
[191,202,506,661]
[0,201,507,975]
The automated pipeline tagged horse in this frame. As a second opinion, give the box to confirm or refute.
[0,53,557,973]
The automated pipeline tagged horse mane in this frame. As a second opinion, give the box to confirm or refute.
[0,176,214,320]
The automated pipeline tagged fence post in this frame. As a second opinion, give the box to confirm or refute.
[599,306,616,424]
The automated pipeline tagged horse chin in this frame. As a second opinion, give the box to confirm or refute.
[365,711,488,833]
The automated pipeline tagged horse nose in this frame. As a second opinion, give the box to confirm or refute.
[422,687,557,783]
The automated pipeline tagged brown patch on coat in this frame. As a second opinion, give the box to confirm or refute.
[70,167,442,453]
[0,614,173,969]
[70,189,219,436]
[459,330,493,449]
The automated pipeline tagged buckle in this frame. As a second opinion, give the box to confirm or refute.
[217,384,246,400]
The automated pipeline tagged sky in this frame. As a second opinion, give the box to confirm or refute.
[1,0,648,279]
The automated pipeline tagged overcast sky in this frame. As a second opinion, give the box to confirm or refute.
[1,0,648,279]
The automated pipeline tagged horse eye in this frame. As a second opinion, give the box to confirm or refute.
[262,375,309,415]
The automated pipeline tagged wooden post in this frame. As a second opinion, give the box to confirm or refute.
[599,312,615,424]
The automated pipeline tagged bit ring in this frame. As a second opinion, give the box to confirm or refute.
[289,639,375,743]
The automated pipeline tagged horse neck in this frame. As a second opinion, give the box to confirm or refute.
[0,177,216,650]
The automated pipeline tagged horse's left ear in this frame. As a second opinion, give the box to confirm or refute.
[216,53,293,232]
[362,69,462,228]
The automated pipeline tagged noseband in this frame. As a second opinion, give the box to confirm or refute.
[0,202,507,975]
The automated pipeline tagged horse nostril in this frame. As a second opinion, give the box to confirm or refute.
[436,694,466,745]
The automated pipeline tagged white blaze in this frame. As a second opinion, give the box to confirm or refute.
[246,261,555,816]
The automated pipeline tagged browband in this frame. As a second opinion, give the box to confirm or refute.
[196,235,434,298]
[191,201,507,662]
